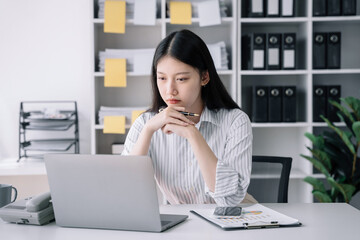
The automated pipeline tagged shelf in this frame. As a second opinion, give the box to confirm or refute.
[95,124,131,130]
[241,70,308,75]
[94,70,233,77]
[23,120,75,131]
[312,69,360,75]
[312,122,346,127]
[312,16,360,22]
[251,168,308,179]
[93,18,162,26]
[22,139,77,152]
[251,122,310,128]
[241,17,308,23]
[164,17,234,24]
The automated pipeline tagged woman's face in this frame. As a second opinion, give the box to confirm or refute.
[156,56,208,113]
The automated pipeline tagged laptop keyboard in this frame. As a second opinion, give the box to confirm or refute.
[161,221,171,226]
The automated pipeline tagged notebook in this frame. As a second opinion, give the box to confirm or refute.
[45,154,188,232]
[191,204,301,230]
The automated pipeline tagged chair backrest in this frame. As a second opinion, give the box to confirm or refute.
[248,156,292,203]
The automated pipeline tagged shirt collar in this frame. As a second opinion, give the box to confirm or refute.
[197,107,221,127]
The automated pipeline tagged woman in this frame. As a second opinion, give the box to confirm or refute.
[122,29,253,206]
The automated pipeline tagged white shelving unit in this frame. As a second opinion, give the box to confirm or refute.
[91,0,360,203]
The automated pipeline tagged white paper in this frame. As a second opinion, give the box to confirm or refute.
[207,44,222,69]
[267,0,279,15]
[198,0,221,27]
[282,0,294,16]
[283,50,295,68]
[134,50,155,75]
[252,0,263,13]
[253,50,265,68]
[134,0,156,26]
[268,48,279,66]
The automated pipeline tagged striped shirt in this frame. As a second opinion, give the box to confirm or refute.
[122,107,252,206]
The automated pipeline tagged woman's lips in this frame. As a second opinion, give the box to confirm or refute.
[167,99,180,104]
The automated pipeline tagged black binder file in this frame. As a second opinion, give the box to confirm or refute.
[313,0,326,16]
[282,86,296,122]
[342,0,356,15]
[313,33,327,69]
[267,33,282,70]
[281,0,294,17]
[327,85,341,122]
[313,86,327,122]
[327,32,341,69]
[266,0,280,17]
[252,86,268,122]
[269,86,282,122]
[247,0,265,17]
[327,0,341,16]
[282,33,296,69]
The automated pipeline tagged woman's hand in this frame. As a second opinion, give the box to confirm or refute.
[144,106,195,135]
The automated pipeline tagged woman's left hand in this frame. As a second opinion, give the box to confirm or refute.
[162,122,197,139]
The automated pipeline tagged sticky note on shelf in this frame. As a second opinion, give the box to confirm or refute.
[103,116,125,134]
[105,58,127,87]
[104,0,126,33]
[170,1,192,25]
[131,110,146,124]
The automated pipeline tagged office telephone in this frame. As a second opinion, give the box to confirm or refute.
[0,192,55,225]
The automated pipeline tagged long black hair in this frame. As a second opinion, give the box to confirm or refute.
[149,29,239,112]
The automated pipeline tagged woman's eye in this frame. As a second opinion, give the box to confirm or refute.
[157,77,166,81]
[177,78,187,81]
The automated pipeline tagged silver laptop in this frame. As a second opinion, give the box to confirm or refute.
[45,154,188,232]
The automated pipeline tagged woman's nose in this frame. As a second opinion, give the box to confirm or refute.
[166,81,178,95]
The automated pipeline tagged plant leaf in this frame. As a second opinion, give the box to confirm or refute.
[330,99,355,123]
[343,97,360,121]
[308,148,332,171]
[312,190,333,203]
[304,176,327,192]
[321,116,356,154]
[304,132,325,149]
[352,121,360,144]
[301,154,330,178]
[327,177,356,203]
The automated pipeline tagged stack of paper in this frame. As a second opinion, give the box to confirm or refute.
[98,106,148,126]
[167,0,228,18]
[98,48,155,74]
[207,41,229,70]
[98,0,135,19]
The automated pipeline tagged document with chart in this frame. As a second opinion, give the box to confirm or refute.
[191,204,301,230]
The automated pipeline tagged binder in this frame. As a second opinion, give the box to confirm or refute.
[241,35,252,70]
[327,85,341,122]
[313,85,327,122]
[269,86,282,122]
[327,0,341,16]
[266,0,280,17]
[313,0,326,16]
[247,0,265,17]
[282,33,296,69]
[342,0,356,15]
[252,86,268,122]
[282,86,296,122]
[267,33,282,70]
[253,33,266,70]
[313,32,327,69]
[281,0,294,17]
[327,32,341,69]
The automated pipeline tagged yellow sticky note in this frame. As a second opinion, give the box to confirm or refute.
[170,1,192,25]
[104,0,126,33]
[105,58,127,87]
[131,110,145,124]
[103,116,125,134]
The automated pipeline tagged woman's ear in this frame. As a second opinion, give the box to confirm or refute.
[201,71,210,86]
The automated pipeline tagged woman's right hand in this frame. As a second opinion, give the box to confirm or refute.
[144,106,195,134]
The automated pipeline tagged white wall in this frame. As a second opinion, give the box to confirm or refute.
[0,0,92,159]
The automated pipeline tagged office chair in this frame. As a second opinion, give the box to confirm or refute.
[247,156,292,203]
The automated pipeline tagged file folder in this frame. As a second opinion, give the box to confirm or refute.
[327,32,341,69]
[313,0,327,16]
[269,86,282,122]
[281,0,294,17]
[282,33,296,69]
[282,86,296,122]
[242,33,266,70]
[266,0,280,17]
[313,32,327,69]
[342,0,357,15]
[267,33,282,70]
[252,86,268,122]
[247,0,265,17]
[327,0,341,16]
[327,85,341,122]
[313,85,327,122]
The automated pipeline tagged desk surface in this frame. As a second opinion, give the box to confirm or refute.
[1,203,360,239]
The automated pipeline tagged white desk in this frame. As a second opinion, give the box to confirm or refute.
[1,203,359,239]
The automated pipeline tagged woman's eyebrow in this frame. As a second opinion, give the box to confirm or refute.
[157,71,191,75]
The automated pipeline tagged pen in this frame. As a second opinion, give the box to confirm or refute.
[158,108,200,117]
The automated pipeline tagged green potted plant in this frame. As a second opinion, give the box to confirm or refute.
[301,96,360,203]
